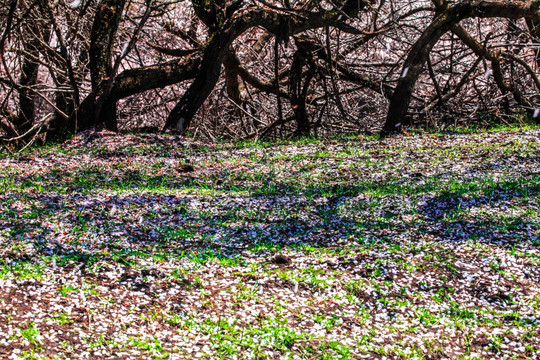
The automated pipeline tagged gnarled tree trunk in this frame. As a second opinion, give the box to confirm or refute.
[77,0,126,132]
[384,0,540,135]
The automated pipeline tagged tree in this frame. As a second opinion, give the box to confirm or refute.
[384,0,540,134]
[1,0,539,145]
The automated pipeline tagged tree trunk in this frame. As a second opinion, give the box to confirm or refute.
[16,9,47,135]
[165,23,243,133]
[384,0,540,135]
[289,46,313,137]
[86,0,126,131]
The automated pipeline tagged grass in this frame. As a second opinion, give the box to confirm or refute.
[0,127,539,359]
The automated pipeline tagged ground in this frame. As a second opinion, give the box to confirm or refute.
[0,127,539,360]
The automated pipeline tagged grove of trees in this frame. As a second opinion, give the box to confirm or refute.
[1,0,540,143]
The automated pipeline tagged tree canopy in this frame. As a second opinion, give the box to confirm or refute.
[1,0,540,143]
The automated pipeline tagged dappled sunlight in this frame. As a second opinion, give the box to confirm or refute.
[0,129,539,359]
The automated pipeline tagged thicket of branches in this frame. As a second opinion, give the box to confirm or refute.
[1,0,540,145]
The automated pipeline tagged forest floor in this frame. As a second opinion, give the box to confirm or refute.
[0,126,539,360]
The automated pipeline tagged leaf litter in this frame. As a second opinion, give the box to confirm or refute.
[0,128,539,359]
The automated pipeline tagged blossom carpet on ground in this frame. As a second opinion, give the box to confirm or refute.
[0,128,539,359]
